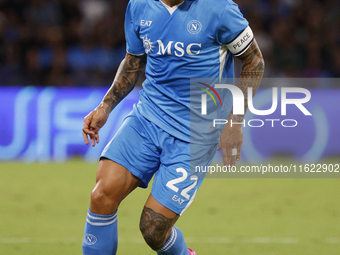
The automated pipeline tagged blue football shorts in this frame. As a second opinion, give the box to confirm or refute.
[101,105,217,215]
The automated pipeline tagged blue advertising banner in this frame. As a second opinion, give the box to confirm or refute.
[0,86,339,162]
[0,86,139,162]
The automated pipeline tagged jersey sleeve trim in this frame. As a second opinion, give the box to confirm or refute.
[226,26,254,56]
[126,50,146,56]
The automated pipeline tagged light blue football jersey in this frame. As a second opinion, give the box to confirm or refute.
[125,0,254,143]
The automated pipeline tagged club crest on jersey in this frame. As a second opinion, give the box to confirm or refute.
[142,35,155,54]
[187,20,202,34]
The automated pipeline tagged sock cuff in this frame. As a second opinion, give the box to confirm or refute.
[157,227,178,253]
[86,209,117,226]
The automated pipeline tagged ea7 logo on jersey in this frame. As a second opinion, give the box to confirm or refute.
[157,40,202,57]
[140,20,152,26]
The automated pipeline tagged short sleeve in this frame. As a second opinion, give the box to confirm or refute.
[216,0,254,56]
[124,1,145,55]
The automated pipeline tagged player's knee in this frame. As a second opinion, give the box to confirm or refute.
[90,184,118,213]
[139,223,170,250]
[139,215,172,250]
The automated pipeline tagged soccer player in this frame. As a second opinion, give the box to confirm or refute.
[82,0,264,254]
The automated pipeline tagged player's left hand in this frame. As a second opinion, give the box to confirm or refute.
[217,122,243,167]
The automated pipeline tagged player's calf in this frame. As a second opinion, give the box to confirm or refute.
[83,159,141,255]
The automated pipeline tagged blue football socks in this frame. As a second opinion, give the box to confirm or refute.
[156,226,188,255]
[82,209,118,255]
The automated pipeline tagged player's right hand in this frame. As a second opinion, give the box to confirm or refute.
[82,106,110,147]
[217,121,243,167]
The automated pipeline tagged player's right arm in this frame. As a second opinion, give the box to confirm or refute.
[82,53,146,147]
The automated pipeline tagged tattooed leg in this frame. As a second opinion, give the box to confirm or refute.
[140,206,179,250]
[140,195,189,254]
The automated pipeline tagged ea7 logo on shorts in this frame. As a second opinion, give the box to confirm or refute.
[172,195,185,205]
[84,234,97,245]
[187,20,202,34]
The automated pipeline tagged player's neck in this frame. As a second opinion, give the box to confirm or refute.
[161,0,184,7]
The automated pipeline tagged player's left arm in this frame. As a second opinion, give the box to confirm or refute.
[217,39,265,166]
[232,38,265,119]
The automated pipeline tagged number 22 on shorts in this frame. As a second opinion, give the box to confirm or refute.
[166,168,198,200]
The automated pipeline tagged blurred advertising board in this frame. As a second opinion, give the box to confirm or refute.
[0,83,339,162]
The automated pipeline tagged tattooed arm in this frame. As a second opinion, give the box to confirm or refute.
[217,39,264,166]
[102,53,147,112]
[82,53,146,146]
[230,39,265,121]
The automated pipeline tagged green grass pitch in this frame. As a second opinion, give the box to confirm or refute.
[0,159,339,255]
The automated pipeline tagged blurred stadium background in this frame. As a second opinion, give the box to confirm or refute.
[0,0,339,254]
[0,0,340,84]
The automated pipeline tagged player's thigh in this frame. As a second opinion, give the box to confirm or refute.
[90,159,142,214]
[101,112,161,189]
